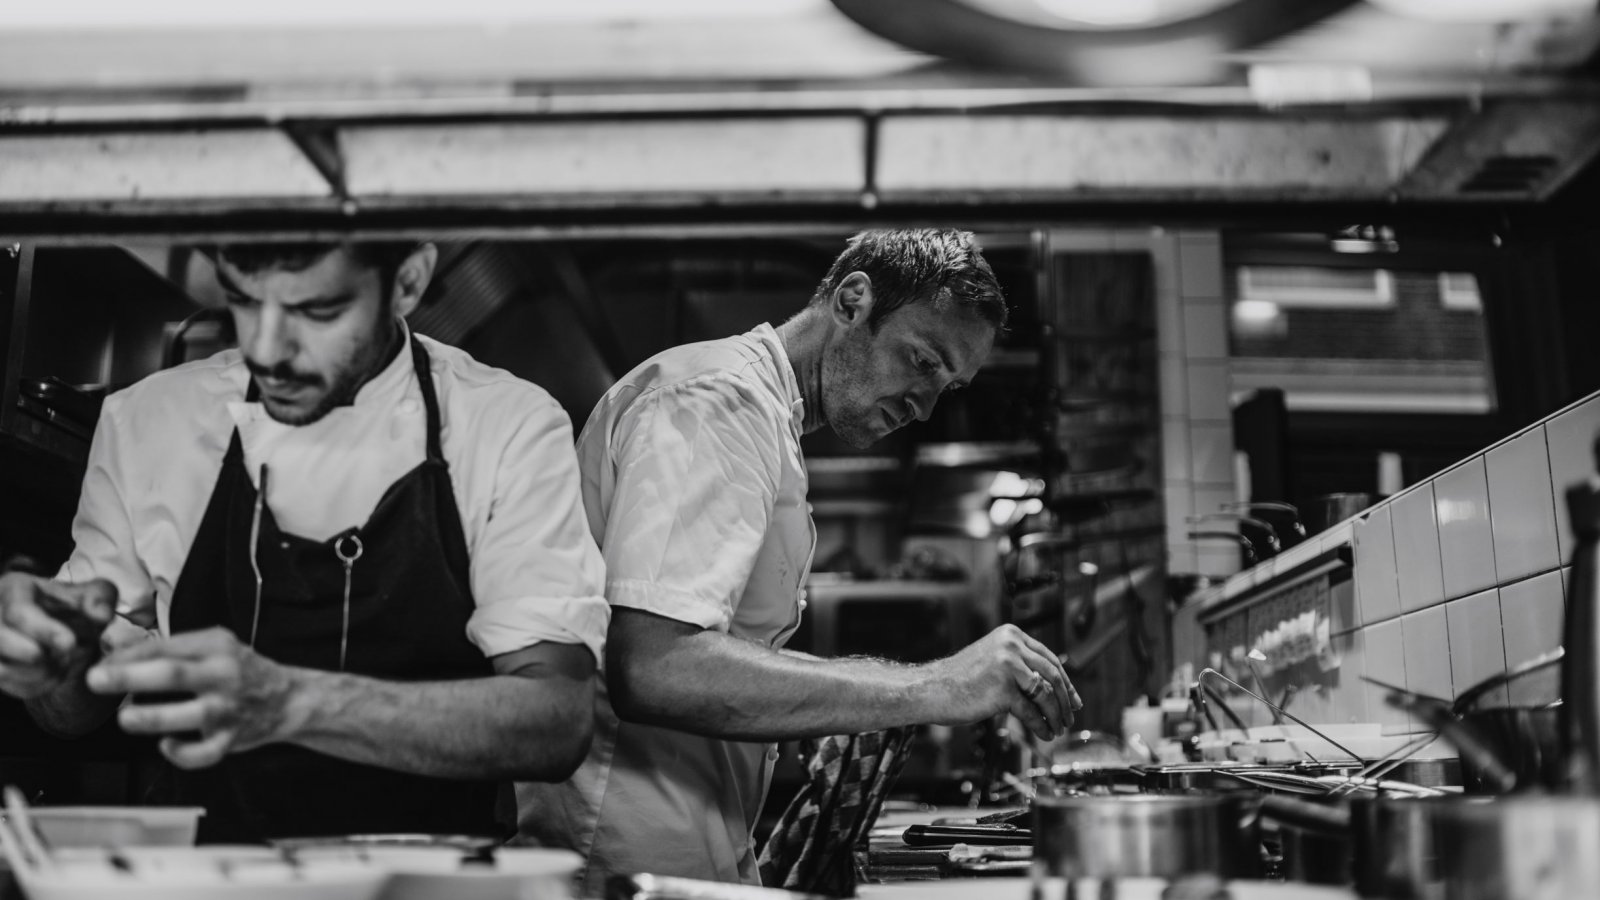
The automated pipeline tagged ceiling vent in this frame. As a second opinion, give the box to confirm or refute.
[1458,154,1558,194]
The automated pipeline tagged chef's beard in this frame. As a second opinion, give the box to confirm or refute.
[821,331,896,449]
[247,322,402,427]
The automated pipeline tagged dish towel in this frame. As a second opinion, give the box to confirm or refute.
[757,726,916,897]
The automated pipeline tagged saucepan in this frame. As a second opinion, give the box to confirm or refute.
[1431,796,1600,900]
[1031,792,1262,882]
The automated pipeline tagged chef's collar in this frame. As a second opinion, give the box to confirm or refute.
[751,323,805,433]
[348,320,418,408]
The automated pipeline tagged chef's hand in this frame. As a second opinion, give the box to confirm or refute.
[920,624,1081,742]
[0,573,117,699]
[86,627,299,770]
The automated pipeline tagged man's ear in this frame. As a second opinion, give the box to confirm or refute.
[830,271,874,330]
[390,243,438,319]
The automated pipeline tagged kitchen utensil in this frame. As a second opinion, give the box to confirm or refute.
[901,824,1030,847]
[1392,692,1520,793]
[1455,704,1564,793]
[1431,795,1600,900]
[1564,460,1600,793]
[606,873,831,899]
[366,847,581,900]
[1031,792,1261,881]
[1197,668,1363,764]
[1347,794,1496,900]
[1310,493,1371,534]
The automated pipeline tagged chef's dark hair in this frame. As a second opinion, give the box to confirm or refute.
[208,241,418,302]
[809,229,1007,333]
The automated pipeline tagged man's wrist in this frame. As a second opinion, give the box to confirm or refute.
[274,663,322,745]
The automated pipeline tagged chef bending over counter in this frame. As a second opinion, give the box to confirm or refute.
[0,240,608,843]
[519,229,1080,895]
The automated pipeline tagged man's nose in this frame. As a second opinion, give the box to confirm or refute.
[907,388,935,422]
[245,306,295,369]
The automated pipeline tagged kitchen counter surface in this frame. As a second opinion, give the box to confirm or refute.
[859,877,1355,900]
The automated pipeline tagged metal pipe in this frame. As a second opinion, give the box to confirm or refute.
[1198,668,1362,763]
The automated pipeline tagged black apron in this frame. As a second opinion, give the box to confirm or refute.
[162,337,499,843]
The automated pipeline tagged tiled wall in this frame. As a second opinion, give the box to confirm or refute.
[1049,227,1238,579]
[1188,391,1599,730]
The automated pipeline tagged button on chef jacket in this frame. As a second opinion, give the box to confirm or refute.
[58,328,608,669]
[518,324,815,893]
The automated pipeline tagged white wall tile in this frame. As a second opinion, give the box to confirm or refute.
[1485,427,1560,583]
[1196,546,1243,578]
[1189,422,1234,487]
[1328,630,1370,724]
[1166,542,1198,574]
[1328,578,1358,635]
[1392,483,1446,613]
[1182,298,1229,361]
[1177,231,1223,298]
[1446,589,1507,708]
[1401,606,1452,702]
[1362,619,1410,733]
[1165,481,1195,546]
[1545,395,1600,561]
[1500,570,1565,707]
[1435,457,1498,600]
[1192,484,1240,541]
[1162,419,1192,485]
[1354,505,1400,625]
[1185,360,1232,423]
[1159,352,1189,418]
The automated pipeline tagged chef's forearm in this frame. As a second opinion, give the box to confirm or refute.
[610,625,936,741]
[280,667,594,781]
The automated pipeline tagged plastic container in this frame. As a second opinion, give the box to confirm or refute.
[10,846,386,900]
[14,807,204,848]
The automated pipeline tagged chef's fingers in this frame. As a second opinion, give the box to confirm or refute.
[117,694,210,735]
[1008,698,1055,743]
[34,578,117,626]
[0,628,45,667]
[1016,630,1082,718]
[97,626,237,665]
[1012,644,1069,737]
[0,596,77,657]
[88,654,233,696]
[1017,640,1073,730]
[160,730,235,771]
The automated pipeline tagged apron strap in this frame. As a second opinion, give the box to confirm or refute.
[409,337,446,465]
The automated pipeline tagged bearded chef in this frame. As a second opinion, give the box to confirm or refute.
[0,241,607,843]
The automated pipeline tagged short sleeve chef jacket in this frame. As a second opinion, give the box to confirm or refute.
[517,324,815,892]
[58,329,609,663]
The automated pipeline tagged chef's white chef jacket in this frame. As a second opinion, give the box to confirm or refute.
[518,324,816,892]
[58,328,609,664]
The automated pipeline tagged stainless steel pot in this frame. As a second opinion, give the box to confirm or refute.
[1031,793,1261,883]
[1431,796,1600,900]
[1457,705,1564,793]
[1348,795,1495,899]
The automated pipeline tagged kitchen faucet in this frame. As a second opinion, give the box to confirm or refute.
[1188,512,1280,554]
[1223,501,1308,540]
[1186,530,1260,566]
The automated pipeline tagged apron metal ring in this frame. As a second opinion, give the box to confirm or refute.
[335,533,364,565]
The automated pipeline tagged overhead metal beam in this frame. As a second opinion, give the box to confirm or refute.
[1395,98,1600,201]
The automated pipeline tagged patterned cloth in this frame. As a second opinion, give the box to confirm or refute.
[757,727,917,897]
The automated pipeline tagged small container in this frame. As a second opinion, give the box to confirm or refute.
[18,807,204,848]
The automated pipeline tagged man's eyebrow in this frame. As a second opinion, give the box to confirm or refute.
[215,274,357,311]
[283,291,358,311]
